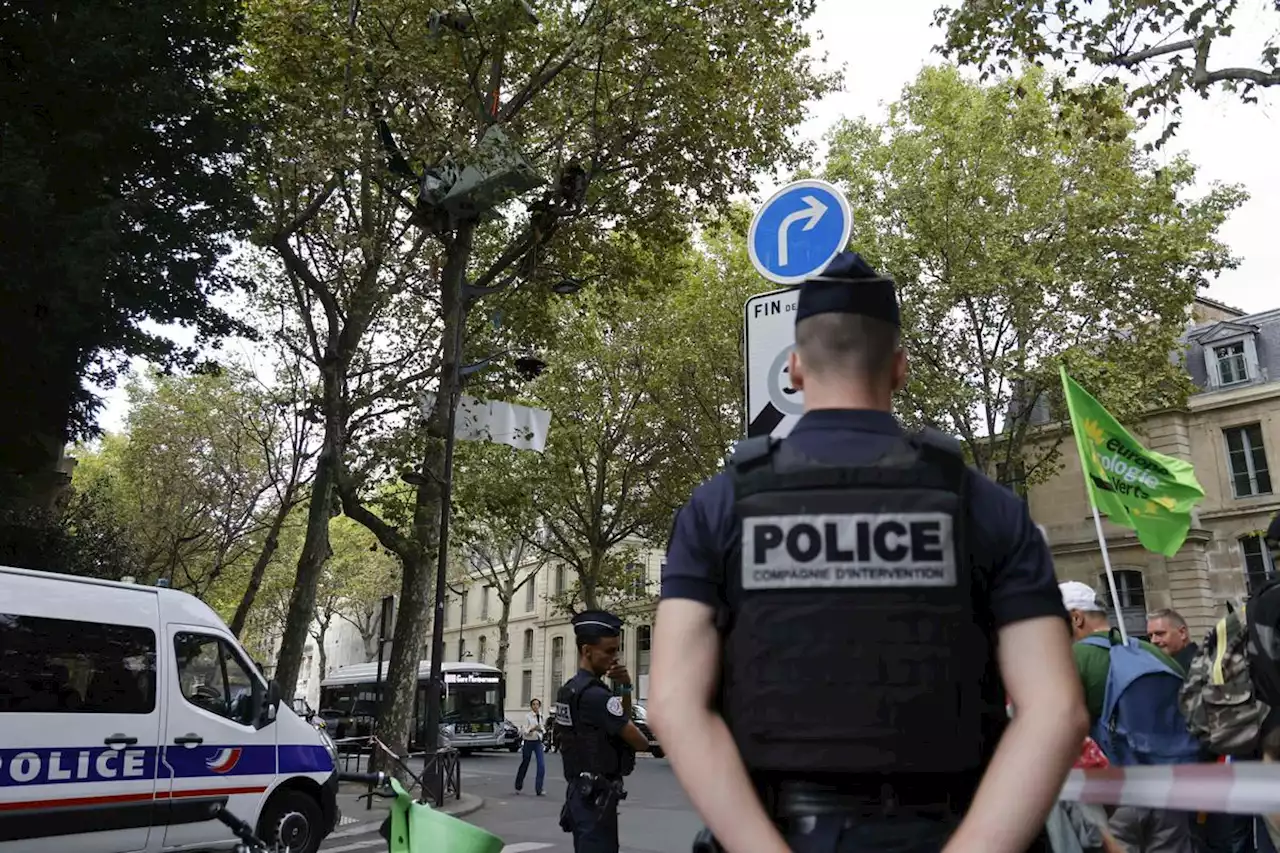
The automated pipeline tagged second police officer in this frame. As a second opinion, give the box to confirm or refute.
[648,252,1089,853]
[553,610,653,853]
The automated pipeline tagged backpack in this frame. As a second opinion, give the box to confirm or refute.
[1081,632,1202,766]
[1247,577,1280,714]
[1179,602,1271,756]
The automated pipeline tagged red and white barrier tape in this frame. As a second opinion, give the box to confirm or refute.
[1061,763,1280,816]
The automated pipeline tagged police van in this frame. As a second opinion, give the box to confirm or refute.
[0,565,340,853]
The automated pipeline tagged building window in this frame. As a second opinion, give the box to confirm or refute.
[481,586,491,621]
[1099,570,1146,610]
[627,562,648,597]
[523,628,534,661]
[995,460,1028,496]
[1240,535,1277,597]
[550,636,565,689]
[478,635,488,663]
[555,565,566,594]
[1215,341,1249,386]
[636,625,652,703]
[1225,424,1272,498]
[459,638,467,659]
[521,670,533,705]
[460,590,469,625]
[525,580,536,612]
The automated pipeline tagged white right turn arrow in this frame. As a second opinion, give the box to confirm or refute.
[777,195,828,267]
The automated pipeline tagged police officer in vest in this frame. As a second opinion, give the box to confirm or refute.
[647,252,1089,853]
[553,610,652,853]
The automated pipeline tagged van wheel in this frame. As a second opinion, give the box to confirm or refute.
[258,789,323,853]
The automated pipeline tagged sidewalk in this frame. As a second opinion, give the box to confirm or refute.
[333,782,484,836]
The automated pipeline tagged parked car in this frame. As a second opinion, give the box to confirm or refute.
[631,704,663,758]
[498,718,521,752]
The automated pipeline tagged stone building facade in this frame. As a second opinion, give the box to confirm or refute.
[1027,297,1280,638]
[436,546,662,718]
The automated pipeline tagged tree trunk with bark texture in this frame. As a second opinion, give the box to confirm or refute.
[273,449,336,700]
[374,222,475,768]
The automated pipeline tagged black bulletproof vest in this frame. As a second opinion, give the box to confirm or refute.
[722,430,996,777]
[554,672,620,780]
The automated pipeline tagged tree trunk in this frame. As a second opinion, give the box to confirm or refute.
[581,552,603,611]
[495,594,513,675]
[274,450,336,700]
[375,221,476,769]
[310,616,330,683]
[229,494,293,637]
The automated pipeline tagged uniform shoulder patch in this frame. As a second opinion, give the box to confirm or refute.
[606,696,624,717]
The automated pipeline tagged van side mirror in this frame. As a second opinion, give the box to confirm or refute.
[267,680,282,716]
[253,679,282,728]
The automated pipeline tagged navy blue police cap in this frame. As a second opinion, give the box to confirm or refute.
[795,251,899,327]
[572,610,622,640]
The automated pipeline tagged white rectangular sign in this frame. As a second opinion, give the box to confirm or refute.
[744,288,802,439]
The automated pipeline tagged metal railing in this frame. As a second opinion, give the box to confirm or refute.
[331,735,458,811]
[421,746,463,808]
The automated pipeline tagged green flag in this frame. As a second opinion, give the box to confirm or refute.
[1059,366,1206,557]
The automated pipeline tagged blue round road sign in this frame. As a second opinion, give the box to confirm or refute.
[747,179,852,285]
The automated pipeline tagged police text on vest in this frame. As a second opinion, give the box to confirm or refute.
[742,513,956,588]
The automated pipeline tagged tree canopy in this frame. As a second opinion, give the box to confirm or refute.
[0,0,256,521]
[822,66,1245,487]
[242,0,837,757]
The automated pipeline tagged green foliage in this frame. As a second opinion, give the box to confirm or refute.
[821,66,1246,487]
[0,0,257,441]
[242,514,402,666]
[66,367,316,606]
[935,0,1280,148]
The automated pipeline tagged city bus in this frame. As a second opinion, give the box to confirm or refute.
[318,660,507,754]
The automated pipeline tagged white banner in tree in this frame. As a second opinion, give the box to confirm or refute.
[420,393,551,453]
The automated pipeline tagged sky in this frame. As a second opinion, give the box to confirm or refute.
[95,0,1280,432]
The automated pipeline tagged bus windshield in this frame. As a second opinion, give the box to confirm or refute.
[442,685,500,724]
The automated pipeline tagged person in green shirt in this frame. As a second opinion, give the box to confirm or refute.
[1059,581,1195,853]
[1059,581,1184,722]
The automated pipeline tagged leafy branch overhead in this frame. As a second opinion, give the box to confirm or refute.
[935,0,1280,147]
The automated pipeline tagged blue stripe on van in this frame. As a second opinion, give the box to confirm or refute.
[0,744,331,788]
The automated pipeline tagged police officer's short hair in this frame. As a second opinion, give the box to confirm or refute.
[796,313,901,380]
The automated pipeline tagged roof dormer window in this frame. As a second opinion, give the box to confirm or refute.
[1195,321,1262,390]
[1214,340,1250,386]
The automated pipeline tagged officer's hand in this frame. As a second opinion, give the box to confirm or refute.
[607,664,631,686]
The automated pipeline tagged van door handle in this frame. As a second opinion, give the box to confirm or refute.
[104,734,138,747]
[173,734,204,745]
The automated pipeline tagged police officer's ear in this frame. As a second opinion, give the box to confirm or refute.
[788,348,807,392]
[890,347,908,395]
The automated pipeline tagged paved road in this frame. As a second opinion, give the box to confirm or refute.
[321,751,701,853]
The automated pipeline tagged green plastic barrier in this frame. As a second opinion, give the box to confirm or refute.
[383,777,504,853]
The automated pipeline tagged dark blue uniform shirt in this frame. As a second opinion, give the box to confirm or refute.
[571,670,629,741]
[662,410,1066,629]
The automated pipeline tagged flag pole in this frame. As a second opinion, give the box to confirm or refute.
[1090,504,1129,644]
[1061,365,1131,643]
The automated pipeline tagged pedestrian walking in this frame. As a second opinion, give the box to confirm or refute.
[514,698,547,796]
[649,251,1087,853]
